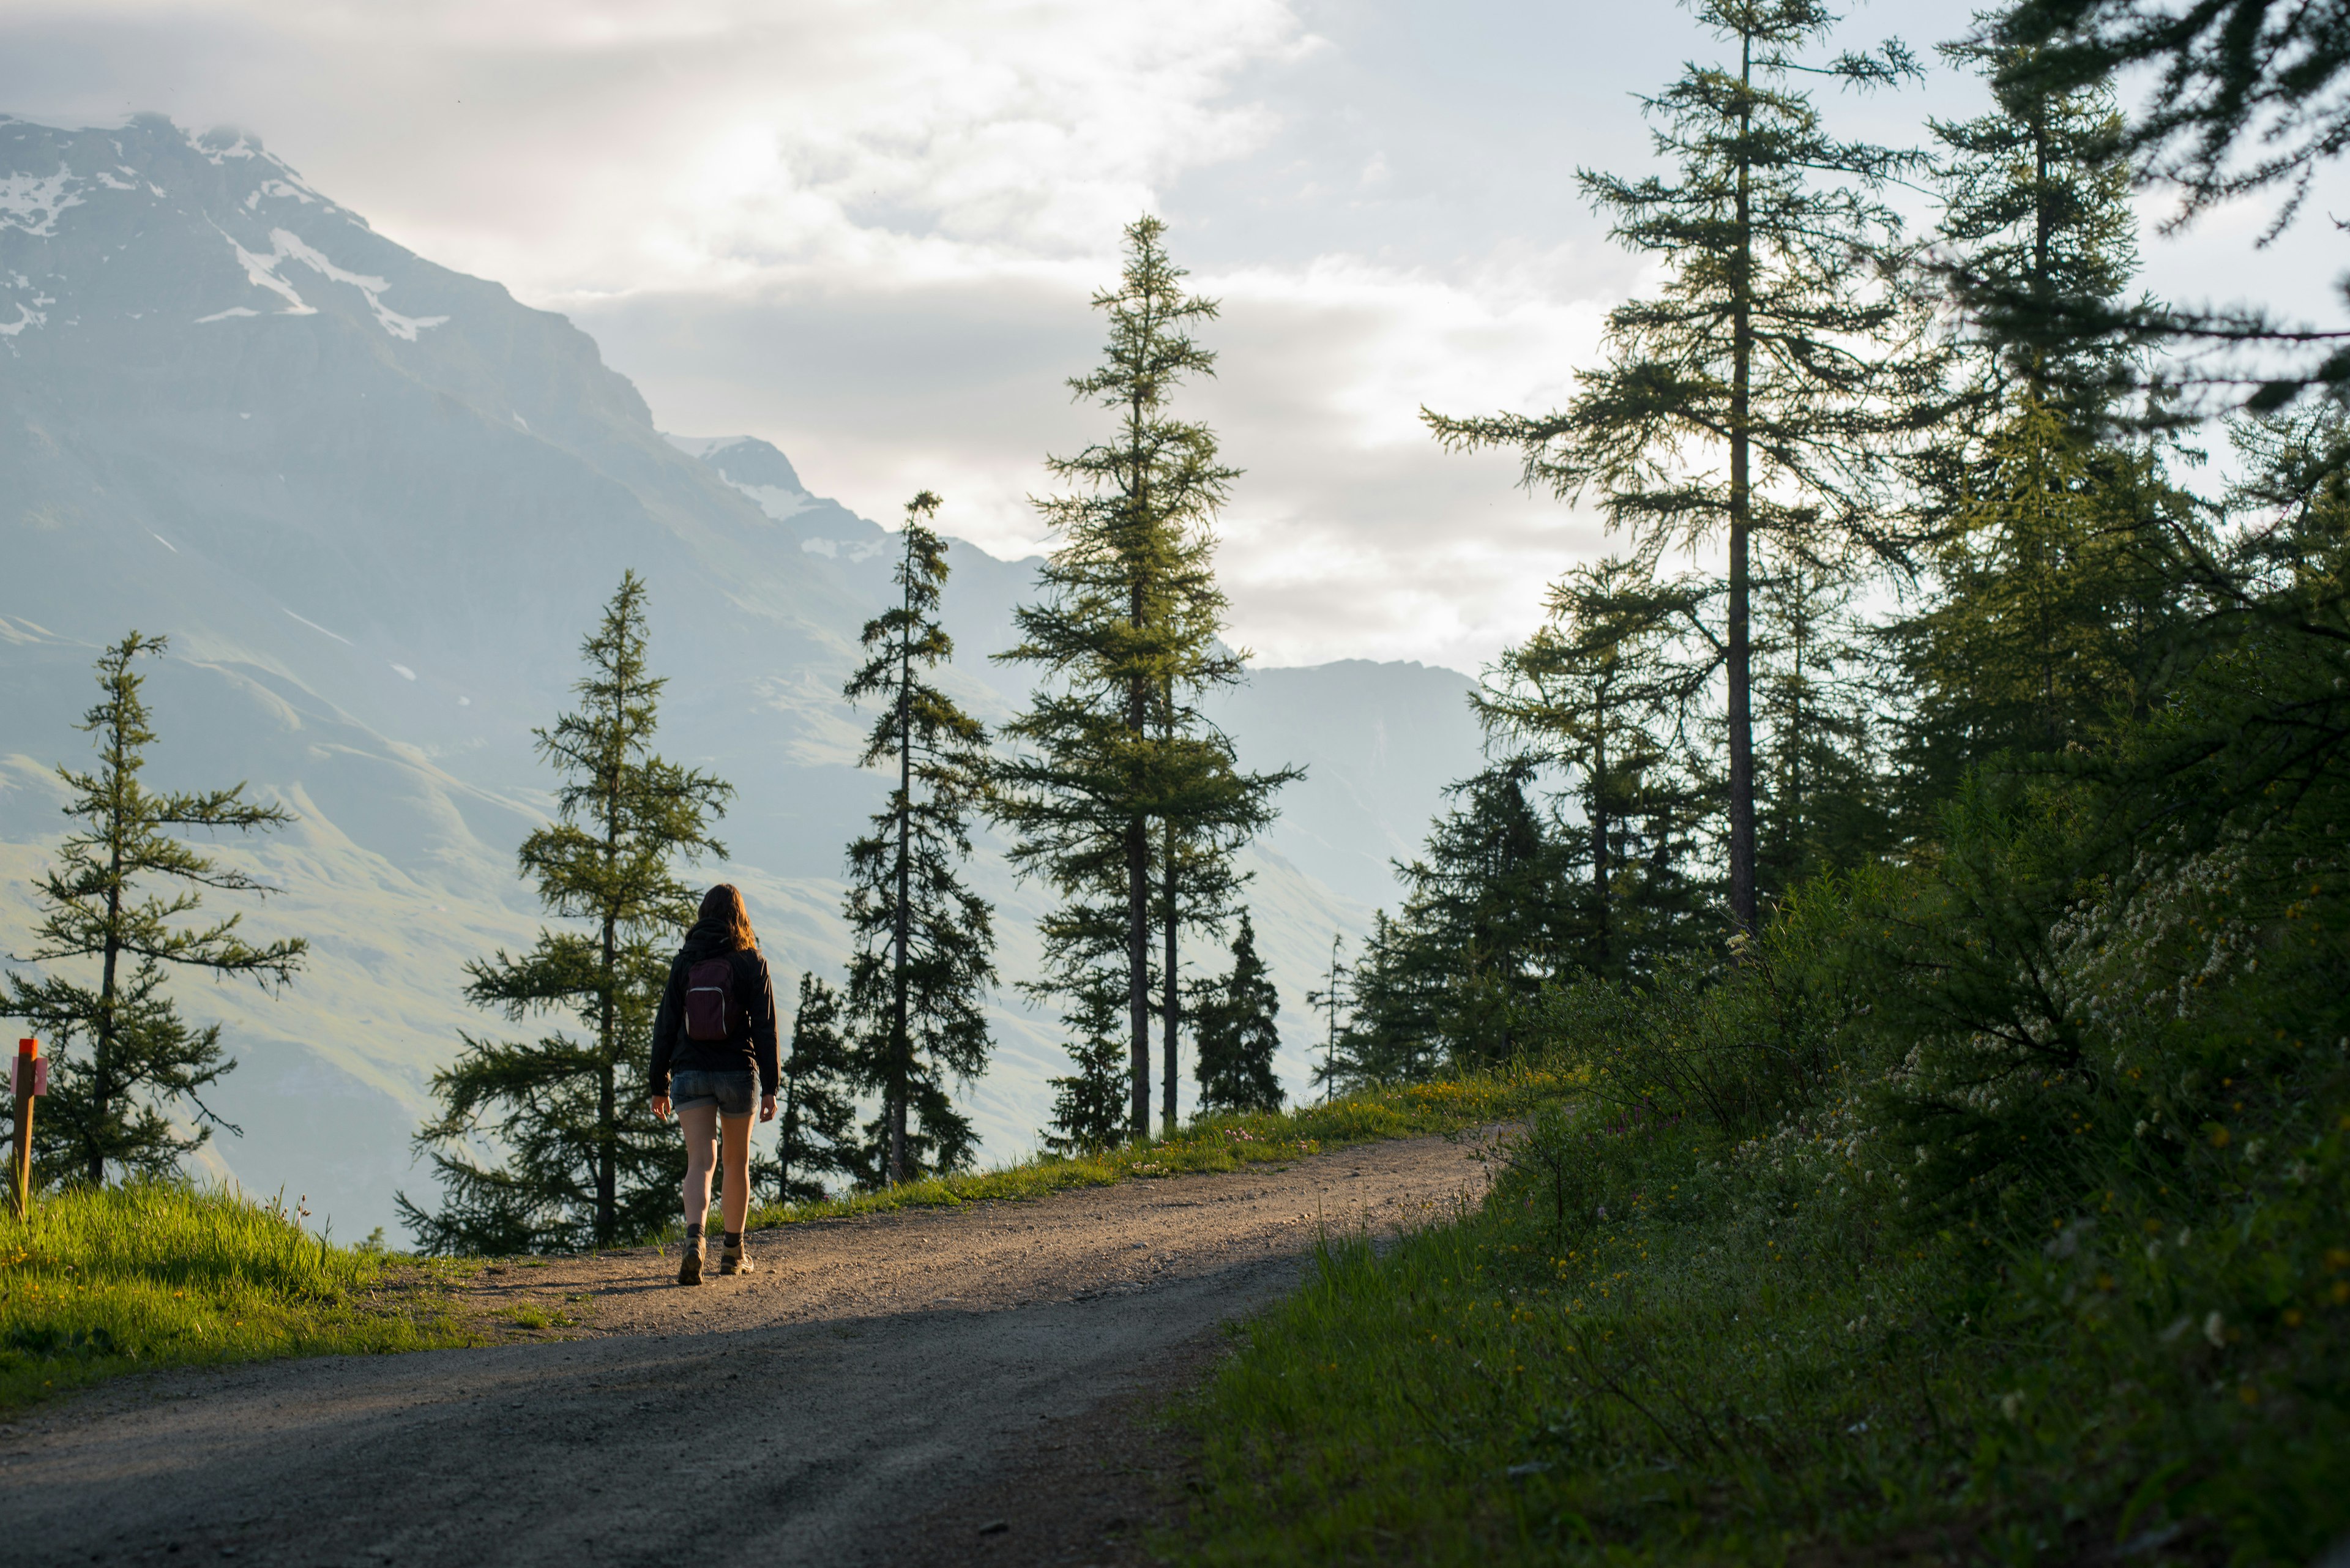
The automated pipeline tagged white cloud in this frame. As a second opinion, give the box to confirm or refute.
[4,0,2024,674]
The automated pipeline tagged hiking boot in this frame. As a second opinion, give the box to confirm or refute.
[677,1241,705,1286]
[719,1244,755,1277]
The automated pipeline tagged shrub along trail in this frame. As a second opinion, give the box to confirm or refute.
[0,1130,1494,1567]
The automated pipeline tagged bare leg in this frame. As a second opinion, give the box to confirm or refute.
[679,1102,720,1233]
[720,1114,753,1235]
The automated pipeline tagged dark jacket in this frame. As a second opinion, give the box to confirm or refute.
[648,929,780,1099]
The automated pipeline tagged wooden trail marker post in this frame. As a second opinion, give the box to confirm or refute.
[10,1037,43,1219]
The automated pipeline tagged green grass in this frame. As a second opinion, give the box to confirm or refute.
[0,1181,476,1411]
[726,1070,1565,1239]
[1172,1097,2350,1566]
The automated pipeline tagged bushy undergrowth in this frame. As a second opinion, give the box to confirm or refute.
[729,1072,1560,1237]
[0,1181,473,1410]
[1181,751,2350,1562]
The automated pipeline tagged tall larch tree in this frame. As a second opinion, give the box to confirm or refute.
[1426,0,1947,932]
[400,573,732,1253]
[4,633,306,1185]
[843,491,996,1185]
[998,214,1275,1141]
[1889,32,2198,808]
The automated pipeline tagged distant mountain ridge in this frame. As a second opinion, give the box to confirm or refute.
[0,114,1482,1237]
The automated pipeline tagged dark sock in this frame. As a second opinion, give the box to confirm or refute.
[685,1222,704,1242]
[723,1231,742,1249]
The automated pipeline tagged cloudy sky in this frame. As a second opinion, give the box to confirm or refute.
[5,0,2344,673]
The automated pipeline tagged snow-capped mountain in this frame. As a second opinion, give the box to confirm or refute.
[0,114,1480,1238]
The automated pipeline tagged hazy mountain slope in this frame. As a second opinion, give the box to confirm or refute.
[0,114,1481,1239]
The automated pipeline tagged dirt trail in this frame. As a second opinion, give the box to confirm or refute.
[0,1132,1494,1568]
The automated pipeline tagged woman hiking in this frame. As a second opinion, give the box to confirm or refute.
[649,883,780,1285]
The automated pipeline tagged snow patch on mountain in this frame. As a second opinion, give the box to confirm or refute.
[0,168,84,236]
[211,226,447,339]
[739,482,819,523]
[668,433,821,521]
[220,226,315,315]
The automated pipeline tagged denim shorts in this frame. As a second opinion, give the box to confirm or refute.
[668,1068,756,1118]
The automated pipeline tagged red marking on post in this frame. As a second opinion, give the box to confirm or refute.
[15,1039,32,1058]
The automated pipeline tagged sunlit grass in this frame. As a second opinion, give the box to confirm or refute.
[0,1180,474,1411]
[723,1068,1572,1240]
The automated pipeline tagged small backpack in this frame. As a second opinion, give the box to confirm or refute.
[684,955,738,1042]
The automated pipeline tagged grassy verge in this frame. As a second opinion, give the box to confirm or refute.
[730,1070,1565,1238]
[1173,1096,2350,1566]
[0,1181,477,1413]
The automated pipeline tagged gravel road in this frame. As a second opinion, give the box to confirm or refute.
[0,1132,1494,1567]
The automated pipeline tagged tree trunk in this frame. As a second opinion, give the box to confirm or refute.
[1127,813,1151,1140]
[597,911,617,1244]
[1592,702,1611,975]
[1161,815,1178,1138]
[1127,553,1151,1141]
[91,839,124,1187]
[1726,28,1758,936]
[892,560,914,1186]
[778,1074,799,1201]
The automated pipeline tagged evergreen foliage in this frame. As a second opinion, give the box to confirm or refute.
[841,492,996,1185]
[997,215,1289,1141]
[3,633,306,1186]
[1931,18,2140,427]
[1887,397,2210,809]
[1425,0,1950,930]
[1323,913,1444,1092]
[1304,933,1356,1100]
[1997,0,2350,232]
[1982,2,2350,410]
[1041,963,1133,1156]
[1750,555,1892,892]
[1476,558,1719,976]
[776,972,863,1203]
[1390,760,1579,1070]
[1190,911,1283,1115]
[398,573,732,1253]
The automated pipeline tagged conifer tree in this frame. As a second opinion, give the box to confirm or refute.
[1191,910,1282,1115]
[1975,3,2349,407]
[843,491,996,1185]
[1997,0,2350,243]
[1324,911,1445,1091]
[1042,965,1132,1155]
[1427,0,1947,931]
[1305,933,1354,1100]
[1931,18,2139,427]
[998,215,1288,1140]
[1152,706,1293,1135]
[1751,554,1889,894]
[1887,397,2207,805]
[1392,759,1576,1067]
[777,973,862,1202]
[400,573,731,1253]
[4,633,306,1185]
[1476,559,1717,977]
